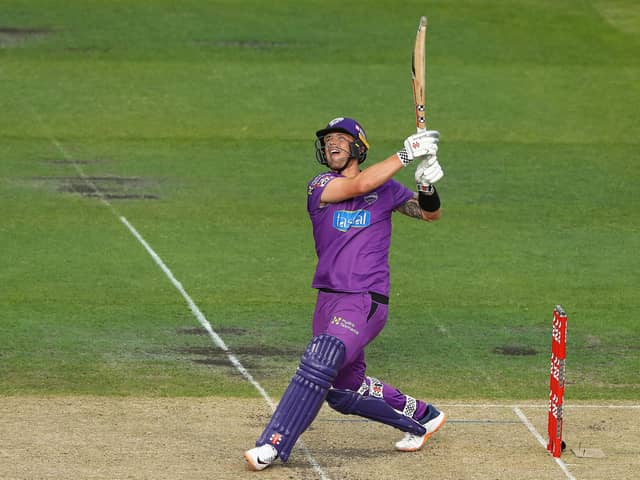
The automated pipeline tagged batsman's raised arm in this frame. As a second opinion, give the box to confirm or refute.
[319,151,404,204]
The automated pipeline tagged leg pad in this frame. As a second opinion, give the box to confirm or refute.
[257,334,345,461]
[327,388,426,435]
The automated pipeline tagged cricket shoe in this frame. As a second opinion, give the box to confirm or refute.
[244,444,278,471]
[395,405,447,452]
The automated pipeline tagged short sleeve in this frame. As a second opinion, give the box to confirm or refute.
[388,179,414,209]
[307,172,338,213]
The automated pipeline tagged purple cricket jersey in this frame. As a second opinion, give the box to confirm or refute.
[307,172,414,296]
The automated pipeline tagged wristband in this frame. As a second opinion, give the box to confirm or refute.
[397,148,411,167]
[418,185,440,212]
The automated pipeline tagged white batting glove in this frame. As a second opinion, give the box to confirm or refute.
[397,130,439,166]
[415,156,444,187]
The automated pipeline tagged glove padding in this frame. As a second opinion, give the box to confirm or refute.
[415,157,444,187]
[397,130,439,166]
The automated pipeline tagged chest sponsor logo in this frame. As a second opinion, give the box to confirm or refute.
[333,209,371,232]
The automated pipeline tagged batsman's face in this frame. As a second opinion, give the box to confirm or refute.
[324,132,354,168]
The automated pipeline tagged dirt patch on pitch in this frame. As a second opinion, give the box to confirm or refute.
[493,344,538,356]
[177,326,248,336]
[0,26,53,48]
[28,175,160,200]
[175,345,299,370]
[175,326,301,368]
[42,158,104,166]
[0,397,638,480]
[193,40,295,49]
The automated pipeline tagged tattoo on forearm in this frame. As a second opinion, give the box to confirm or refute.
[396,199,423,219]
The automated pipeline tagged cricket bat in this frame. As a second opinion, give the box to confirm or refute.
[411,16,427,133]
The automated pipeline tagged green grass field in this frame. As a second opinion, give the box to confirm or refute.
[1,0,638,402]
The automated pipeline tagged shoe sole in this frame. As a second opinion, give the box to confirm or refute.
[396,412,447,452]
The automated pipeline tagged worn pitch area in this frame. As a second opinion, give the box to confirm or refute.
[1,397,638,480]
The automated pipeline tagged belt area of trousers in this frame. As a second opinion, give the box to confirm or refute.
[318,288,389,305]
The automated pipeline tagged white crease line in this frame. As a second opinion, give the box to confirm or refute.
[120,218,332,480]
[513,407,576,480]
[36,123,331,480]
[118,217,275,408]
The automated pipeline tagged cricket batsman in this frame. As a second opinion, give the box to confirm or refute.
[244,117,446,471]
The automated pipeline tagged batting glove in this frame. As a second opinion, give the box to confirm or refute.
[397,130,439,166]
[415,156,444,187]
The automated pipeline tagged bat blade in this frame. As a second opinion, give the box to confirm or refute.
[411,16,427,132]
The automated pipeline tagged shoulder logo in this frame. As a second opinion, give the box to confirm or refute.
[308,173,334,195]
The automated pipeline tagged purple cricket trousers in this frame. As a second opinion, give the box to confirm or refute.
[312,289,427,421]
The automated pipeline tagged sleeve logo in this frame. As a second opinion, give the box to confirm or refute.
[308,173,333,195]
